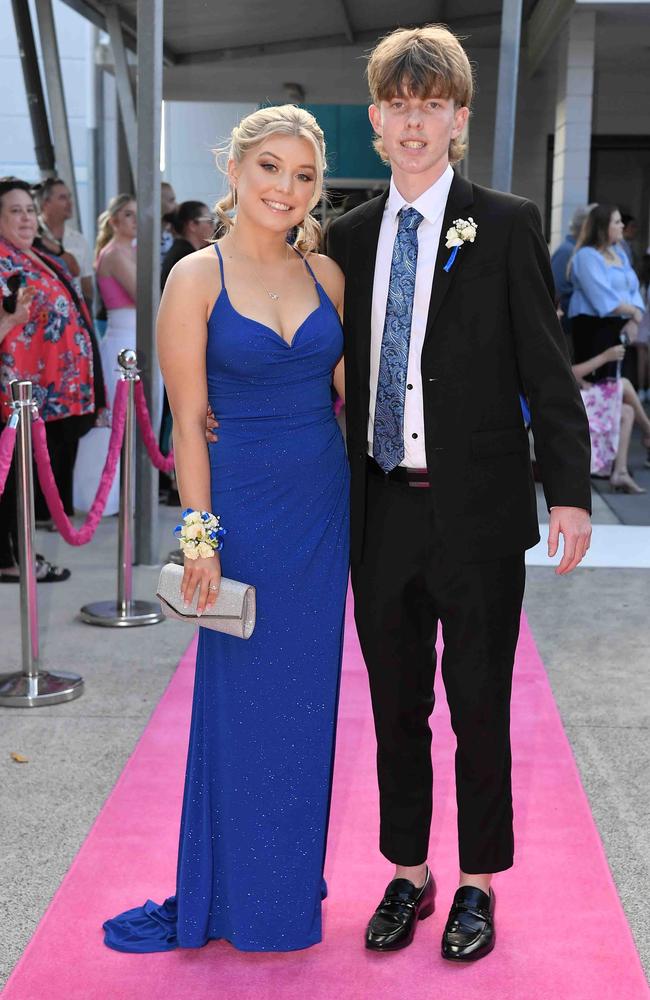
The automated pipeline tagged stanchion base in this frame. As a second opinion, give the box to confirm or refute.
[0,670,84,707]
[79,599,164,628]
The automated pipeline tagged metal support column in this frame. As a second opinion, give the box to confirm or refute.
[88,24,105,240]
[549,11,596,249]
[491,0,523,193]
[35,0,80,226]
[106,2,138,180]
[134,0,163,565]
[10,0,56,177]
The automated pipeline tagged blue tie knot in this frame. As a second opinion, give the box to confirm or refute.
[399,207,424,232]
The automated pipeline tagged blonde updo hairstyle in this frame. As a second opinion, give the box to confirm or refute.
[214,105,326,255]
[95,193,135,258]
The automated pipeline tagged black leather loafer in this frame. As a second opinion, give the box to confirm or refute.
[365,868,435,952]
[441,885,495,962]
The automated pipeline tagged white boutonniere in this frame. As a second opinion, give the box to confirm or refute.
[443,217,477,272]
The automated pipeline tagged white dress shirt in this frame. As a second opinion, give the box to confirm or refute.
[369,164,454,468]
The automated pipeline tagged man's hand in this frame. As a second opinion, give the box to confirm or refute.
[548,506,592,575]
[205,403,219,444]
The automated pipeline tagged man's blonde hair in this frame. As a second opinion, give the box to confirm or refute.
[367,24,474,164]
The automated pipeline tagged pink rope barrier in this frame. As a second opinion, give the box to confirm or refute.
[32,380,128,545]
[0,422,17,498]
[133,380,175,474]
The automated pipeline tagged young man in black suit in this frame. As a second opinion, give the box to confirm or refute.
[327,24,592,962]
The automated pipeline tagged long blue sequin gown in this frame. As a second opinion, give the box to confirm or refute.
[103,245,349,953]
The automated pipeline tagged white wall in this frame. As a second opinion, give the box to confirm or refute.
[464,45,558,211]
[162,101,257,208]
[402,42,559,212]
[0,0,96,239]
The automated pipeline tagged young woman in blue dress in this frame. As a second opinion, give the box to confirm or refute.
[103,105,350,954]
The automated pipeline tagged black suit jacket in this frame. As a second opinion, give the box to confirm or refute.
[327,172,592,565]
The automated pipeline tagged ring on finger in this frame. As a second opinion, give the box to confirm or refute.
[209,584,218,591]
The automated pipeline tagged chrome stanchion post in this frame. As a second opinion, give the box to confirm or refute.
[79,349,164,627]
[117,349,135,615]
[0,381,84,706]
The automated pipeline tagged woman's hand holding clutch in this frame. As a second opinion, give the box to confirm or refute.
[181,554,222,616]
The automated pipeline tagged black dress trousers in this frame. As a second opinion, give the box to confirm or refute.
[351,469,526,874]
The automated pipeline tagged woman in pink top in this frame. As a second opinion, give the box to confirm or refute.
[74,195,137,515]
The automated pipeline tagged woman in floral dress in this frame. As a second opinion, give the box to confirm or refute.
[572,343,650,493]
[0,177,105,581]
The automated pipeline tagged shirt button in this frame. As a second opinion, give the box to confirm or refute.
[412,432,418,439]
[407,383,413,390]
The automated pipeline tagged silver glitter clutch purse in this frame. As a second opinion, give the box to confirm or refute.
[156,562,256,639]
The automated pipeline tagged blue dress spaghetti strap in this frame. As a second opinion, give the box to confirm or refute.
[103,244,349,953]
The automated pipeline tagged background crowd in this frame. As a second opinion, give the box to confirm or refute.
[0,176,213,581]
[551,202,650,495]
[1,169,649,584]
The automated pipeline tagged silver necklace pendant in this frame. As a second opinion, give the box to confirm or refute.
[268,291,280,300]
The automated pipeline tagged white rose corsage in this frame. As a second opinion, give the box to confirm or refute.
[174,508,226,560]
[443,217,477,272]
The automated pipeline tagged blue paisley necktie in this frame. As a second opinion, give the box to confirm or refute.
[373,206,424,472]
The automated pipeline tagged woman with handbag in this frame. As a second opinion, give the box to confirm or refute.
[103,105,349,954]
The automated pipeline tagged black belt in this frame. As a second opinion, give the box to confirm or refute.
[367,455,430,487]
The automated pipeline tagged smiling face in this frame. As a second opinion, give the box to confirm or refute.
[111,200,137,241]
[0,187,38,250]
[369,92,468,194]
[228,133,319,236]
[608,209,625,246]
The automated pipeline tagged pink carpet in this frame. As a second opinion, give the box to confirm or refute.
[3,595,648,1000]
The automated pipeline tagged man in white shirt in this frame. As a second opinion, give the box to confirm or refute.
[37,178,94,307]
[327,24,592,962]
[369,165,454,466]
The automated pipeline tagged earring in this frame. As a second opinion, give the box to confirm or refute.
[231,186,238,212]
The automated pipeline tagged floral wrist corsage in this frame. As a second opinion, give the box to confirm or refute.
[174,508,226,560]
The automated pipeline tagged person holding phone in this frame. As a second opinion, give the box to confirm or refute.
[0,176,105,580]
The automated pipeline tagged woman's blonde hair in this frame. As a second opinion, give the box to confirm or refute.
[214,105,326,254]
[95,193,135,258]
[367,24,474,165]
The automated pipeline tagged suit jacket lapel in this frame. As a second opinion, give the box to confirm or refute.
[348,190,388,378]
[425,172,474,337]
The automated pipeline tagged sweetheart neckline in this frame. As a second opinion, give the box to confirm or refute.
[210,285,331,349]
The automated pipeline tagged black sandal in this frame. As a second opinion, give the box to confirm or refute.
[0,555,71,583]
[36,556,71,582]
